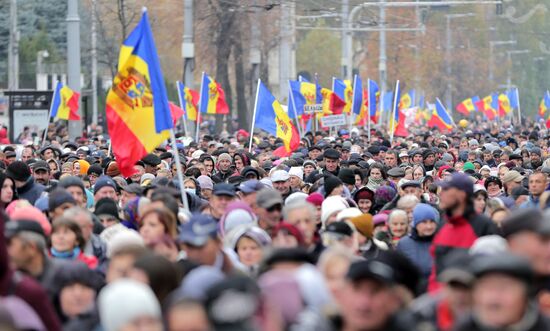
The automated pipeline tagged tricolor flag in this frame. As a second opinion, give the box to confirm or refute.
[50,81,80,121]
[428,98,453,132]
[176,81,199,121]
[105,9,173,177]
[389,81,408,138]
[539,91,550,118]
[199,72,229,115]
[320,88,346,115]
[333,78,353,113]
[476,94,497,120]
[367,79,379,123]
[498,93,512,117]
[351,74,364,115]
[456,97,477,116]
[254,80,300,157]
[288,80,317,118]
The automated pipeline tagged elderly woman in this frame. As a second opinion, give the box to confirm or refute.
[226,225,271,276]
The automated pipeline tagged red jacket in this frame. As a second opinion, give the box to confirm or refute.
[428,211,496,293]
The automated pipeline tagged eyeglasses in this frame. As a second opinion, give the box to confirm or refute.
[267,204,282,212]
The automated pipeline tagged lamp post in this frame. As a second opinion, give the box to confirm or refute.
[445,13,475,112]
[489,40,516,87]
[36,50,49,90]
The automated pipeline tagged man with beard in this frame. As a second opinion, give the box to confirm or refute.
[31,161,52,187]
[529,147,543,169]
[428,173,496,292]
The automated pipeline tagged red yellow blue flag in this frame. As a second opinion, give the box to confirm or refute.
[540,91,550,118]
[428,98,453,132]
[288,80,317,118]
[106,9,173,177]
[253,80,300,157]
[333,78,353,113]
[50,81,80,121]
[176,81,199,121]
[456,97,477,116]
[498,93,512,117]
[320,88,346,115]
[389,81,408,138]
[199,72,229,115]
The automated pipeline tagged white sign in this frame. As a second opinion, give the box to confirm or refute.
[12,109,49,139]
[320,114,347,127]
[304,104,323,114]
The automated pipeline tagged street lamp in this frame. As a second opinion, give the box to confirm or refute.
[36,49,49,90]
[489,40,516,87]
[445,13,475,112]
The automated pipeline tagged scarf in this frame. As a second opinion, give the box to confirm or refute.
[366,177,384,191]
[51,247,81,259]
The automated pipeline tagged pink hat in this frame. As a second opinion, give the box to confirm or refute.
[10,206,52,236]
[373,213,389,227]
[306,192,323,207]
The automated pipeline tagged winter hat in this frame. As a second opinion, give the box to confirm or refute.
[10,206,52,236]
[354,187,374,203]
[106,162,121,177]
[374,186,397,206]
[412,203,439,227]
[177,266,226,301]
[350,213,374,239]
[197,175,214,190]
[59,176,86,195]
[48,188,76,211]
[469,235,509,256]
[306,192,324,207]
[321,196,349,226]
[338,168,356,186]
[87,164,103,177]
[219,201,258,237]
[74,160,90,176]
[288,167,304,180]
[285,192,308,205]
[272,222,305,245]
[463,162,475,171]
[324,176,343,197]
[94,176,118,194]
[6,161,31,182]
[104,228,145,258]
[217,153,232,163]
[373,213,389,227]
[98,280,161,331]
[94,198,120,220]
[336,207,362,222]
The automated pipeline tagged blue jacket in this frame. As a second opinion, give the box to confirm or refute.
[396,229,434,291]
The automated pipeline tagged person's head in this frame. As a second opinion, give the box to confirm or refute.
[0,172,16,206]
[317,247,356,301]
[93,198,120,228]
[216,153,232,172]
[48,188,77,220]
[470,254,533,328]
[283,200,317,246]
[21,146,34,162]
[484,176,503,198]
[354,188,374,214]
[473,189,488,214]
[5,220,47,275]
[94,176,119,202]
[167,298,210,331]
[210,183,237,218]
[5,161,31,188]
[400,181,422,200]
[98,279,163,331]
[271,170,291,195]
[528,171,547,197]
[384,150,398,168]
[367,163,386,180]
[59,176,87,207]
[231,226,271,268]
[178,214,221,266]
[438,173,473,216]
[50,217,85,253]
[105,232,147,283]
[255,188,283,230]
[142,153,162,176]
[412,203,438,238]
[323,148,341,172]
[31,161,50,185]
[324,175,344,198]
[396,194,419,223]
[388,209,408,238]
[139,207,177,246]
[129,253,180,304]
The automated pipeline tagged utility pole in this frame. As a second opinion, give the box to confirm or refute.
[67,0,82,140]
[489,40,516,87]
[91,0,98,125]
[342,0,352,80]
[8,0,19,90]
[279,2,294,100]
[379,0,388,125]
[250,0,261,126]
[182,0,194,134]
[445,13,474,113]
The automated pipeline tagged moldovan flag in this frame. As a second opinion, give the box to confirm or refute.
[320,88,346,115]
[199,72,229,115]
[288,80,317,118]
[351,75,364,115]
[254,80,300,157]
[50,81,80,120]
[428,98,453,132]
[105,9,173,177]
[389,81,408,137]
[456,97,476,116]
[176,81,199,121]
[333,78,353,113]
[540,91,550,118]
[476,95,497,120]
[498,93,512,117]
[367,79,380,123]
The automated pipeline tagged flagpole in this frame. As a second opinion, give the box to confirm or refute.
[516,88,522,126]
[176,81,189,136]
[367,79,371,142]
[195,72,205,142]
[168,129,190,214]
[288,80,303,138]
[390,80,400,146]
[42,81,60,147]
[248,79,261,153]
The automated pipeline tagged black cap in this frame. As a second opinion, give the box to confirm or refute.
[338,168,355,186]
[470,253,533,285]
[32,160,49,172]
[346,250,420,295]
[400,180,421,189]
[387,167,405,178]
[141,153,161,166]
[501,208,550,238]
[94,198,120,220]
[324,221,353,237]
[4,220,45,239]
[213,183,237,197]
[323,148,341,160]
[6,161,31,182]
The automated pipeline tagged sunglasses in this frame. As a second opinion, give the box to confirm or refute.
[267,204,282,212]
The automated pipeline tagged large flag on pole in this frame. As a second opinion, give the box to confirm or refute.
[199,72,229,114]
[50,81,81,120]
[333,78,353,113]
[389,81,408,138]
[288,80,317,119]
[351,75,364,115]
[498,93,512,117]
[176,81,199,121]
[367,79,379,123]
[428,98,453,132]
[254,81,300,157]
[105,8,173,177]
[456,97,477,116]
[540,91,550,118]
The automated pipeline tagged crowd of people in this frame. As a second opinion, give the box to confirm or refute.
[2,119,550,331]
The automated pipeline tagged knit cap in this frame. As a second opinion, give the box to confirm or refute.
[412,203,438,227]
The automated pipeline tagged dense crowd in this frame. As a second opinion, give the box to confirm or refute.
[2,119,550,331]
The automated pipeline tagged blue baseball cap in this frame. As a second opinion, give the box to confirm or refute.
[178,214,218,246]
[239,180,264,194]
